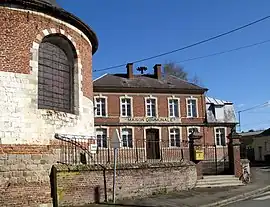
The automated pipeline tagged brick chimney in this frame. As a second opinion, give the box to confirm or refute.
[154,64,162,79]
[126,63,133,79]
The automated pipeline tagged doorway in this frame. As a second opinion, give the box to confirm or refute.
[258,146,263,161]
[146,128,160,159]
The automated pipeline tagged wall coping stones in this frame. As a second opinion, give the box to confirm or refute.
[54,160,195,172]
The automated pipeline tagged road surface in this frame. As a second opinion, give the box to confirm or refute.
[228,190,270,207]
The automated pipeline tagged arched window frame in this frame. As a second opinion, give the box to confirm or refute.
[37,34,77,114]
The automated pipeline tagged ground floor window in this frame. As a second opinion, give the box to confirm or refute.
[121,128,133,148]
[96,128,108,148]
[169,128,181,147]
[215,127,226,146]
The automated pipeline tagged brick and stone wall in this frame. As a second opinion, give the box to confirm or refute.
[0,145,60,207]
[0,7,95,145]
[54,161,197,206]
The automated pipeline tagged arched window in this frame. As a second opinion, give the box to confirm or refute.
[38,35,75,113]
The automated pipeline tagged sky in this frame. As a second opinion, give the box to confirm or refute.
[59,0,270,132]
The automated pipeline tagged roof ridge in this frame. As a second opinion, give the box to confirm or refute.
[93,73,108,82]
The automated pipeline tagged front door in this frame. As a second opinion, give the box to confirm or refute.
[258,146,263,161]
[146,129,160,159]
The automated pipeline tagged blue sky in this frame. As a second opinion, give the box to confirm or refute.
[60,0,270,132]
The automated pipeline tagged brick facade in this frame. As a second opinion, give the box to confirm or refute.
[93,65,239,176]
[0,6,97,144]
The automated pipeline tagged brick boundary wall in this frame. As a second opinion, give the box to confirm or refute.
[0,144,60,207]
[54,161,197,206]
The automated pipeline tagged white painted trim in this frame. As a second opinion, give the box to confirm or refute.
[214,127,227,147]
[143,126,162,159]
[119,95,133,117]
[120,126,135,148]
[93,73,108,82]
[94,92,202,97]
[143,126,162,141]
[4,7,92,47]
[30,30,81,115]
[167,96,181,118]
[94,94,108,117]
[168,126,182,148]
[187,126,201,141]
[186,97,199,118]
[95,126,109,148]
[144,95,158,117]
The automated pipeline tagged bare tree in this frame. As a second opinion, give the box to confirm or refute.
[163,62,203,86]
[163,62,188,80]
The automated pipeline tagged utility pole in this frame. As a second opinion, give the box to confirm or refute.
[237,101,270,132]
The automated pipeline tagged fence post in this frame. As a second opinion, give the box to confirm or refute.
[181,148,184,161]
[160,140,163,162]
[215,145,218,175]
[50,166,58,207]
[136,140,139,163]
[107,139,110,164]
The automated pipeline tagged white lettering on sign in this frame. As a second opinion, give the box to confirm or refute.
[119,117,181,124]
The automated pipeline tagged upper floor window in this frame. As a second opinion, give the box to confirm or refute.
[96,128,108,148]
[169,128,181,147]
[120,97,132,117]
[38,35,75,113]
[145,97,157,117]
[215,127,226,146]
[168,98,180,117]
[121,128,133,148]
[187,98,198,118]
[94,96,107,117]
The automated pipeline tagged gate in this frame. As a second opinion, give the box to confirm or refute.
[202,144,231,175]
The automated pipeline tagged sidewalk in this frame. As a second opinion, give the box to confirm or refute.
[87,167,270,207]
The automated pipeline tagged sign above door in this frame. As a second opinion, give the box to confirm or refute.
[119,117,180,124]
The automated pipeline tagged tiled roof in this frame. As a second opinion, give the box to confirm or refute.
[93,74,207,92]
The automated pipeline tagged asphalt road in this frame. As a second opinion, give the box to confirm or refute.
[227,190,270,207]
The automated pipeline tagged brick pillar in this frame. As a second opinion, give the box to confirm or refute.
[228,130,242,177]
[189,132,203,179]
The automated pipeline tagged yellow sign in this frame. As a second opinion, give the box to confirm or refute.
[195,150,204,160]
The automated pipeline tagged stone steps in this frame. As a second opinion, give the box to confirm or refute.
[196,175,244,188]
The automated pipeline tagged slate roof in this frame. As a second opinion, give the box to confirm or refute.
[93,74,207,93]
[206,97,237,124]
[239,130,264,137]
[240,128,270,138]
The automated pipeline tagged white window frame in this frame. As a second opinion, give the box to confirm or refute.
[94,94,108,117]
[186,97,199,118]
[144,95,158,117]
[120,95,133,117]
[214,127,227,147]
[95,126,109,148]
[120,127,134,148]
[167,96,180,118]
[187,126,200,141]
[168,127,182,148]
